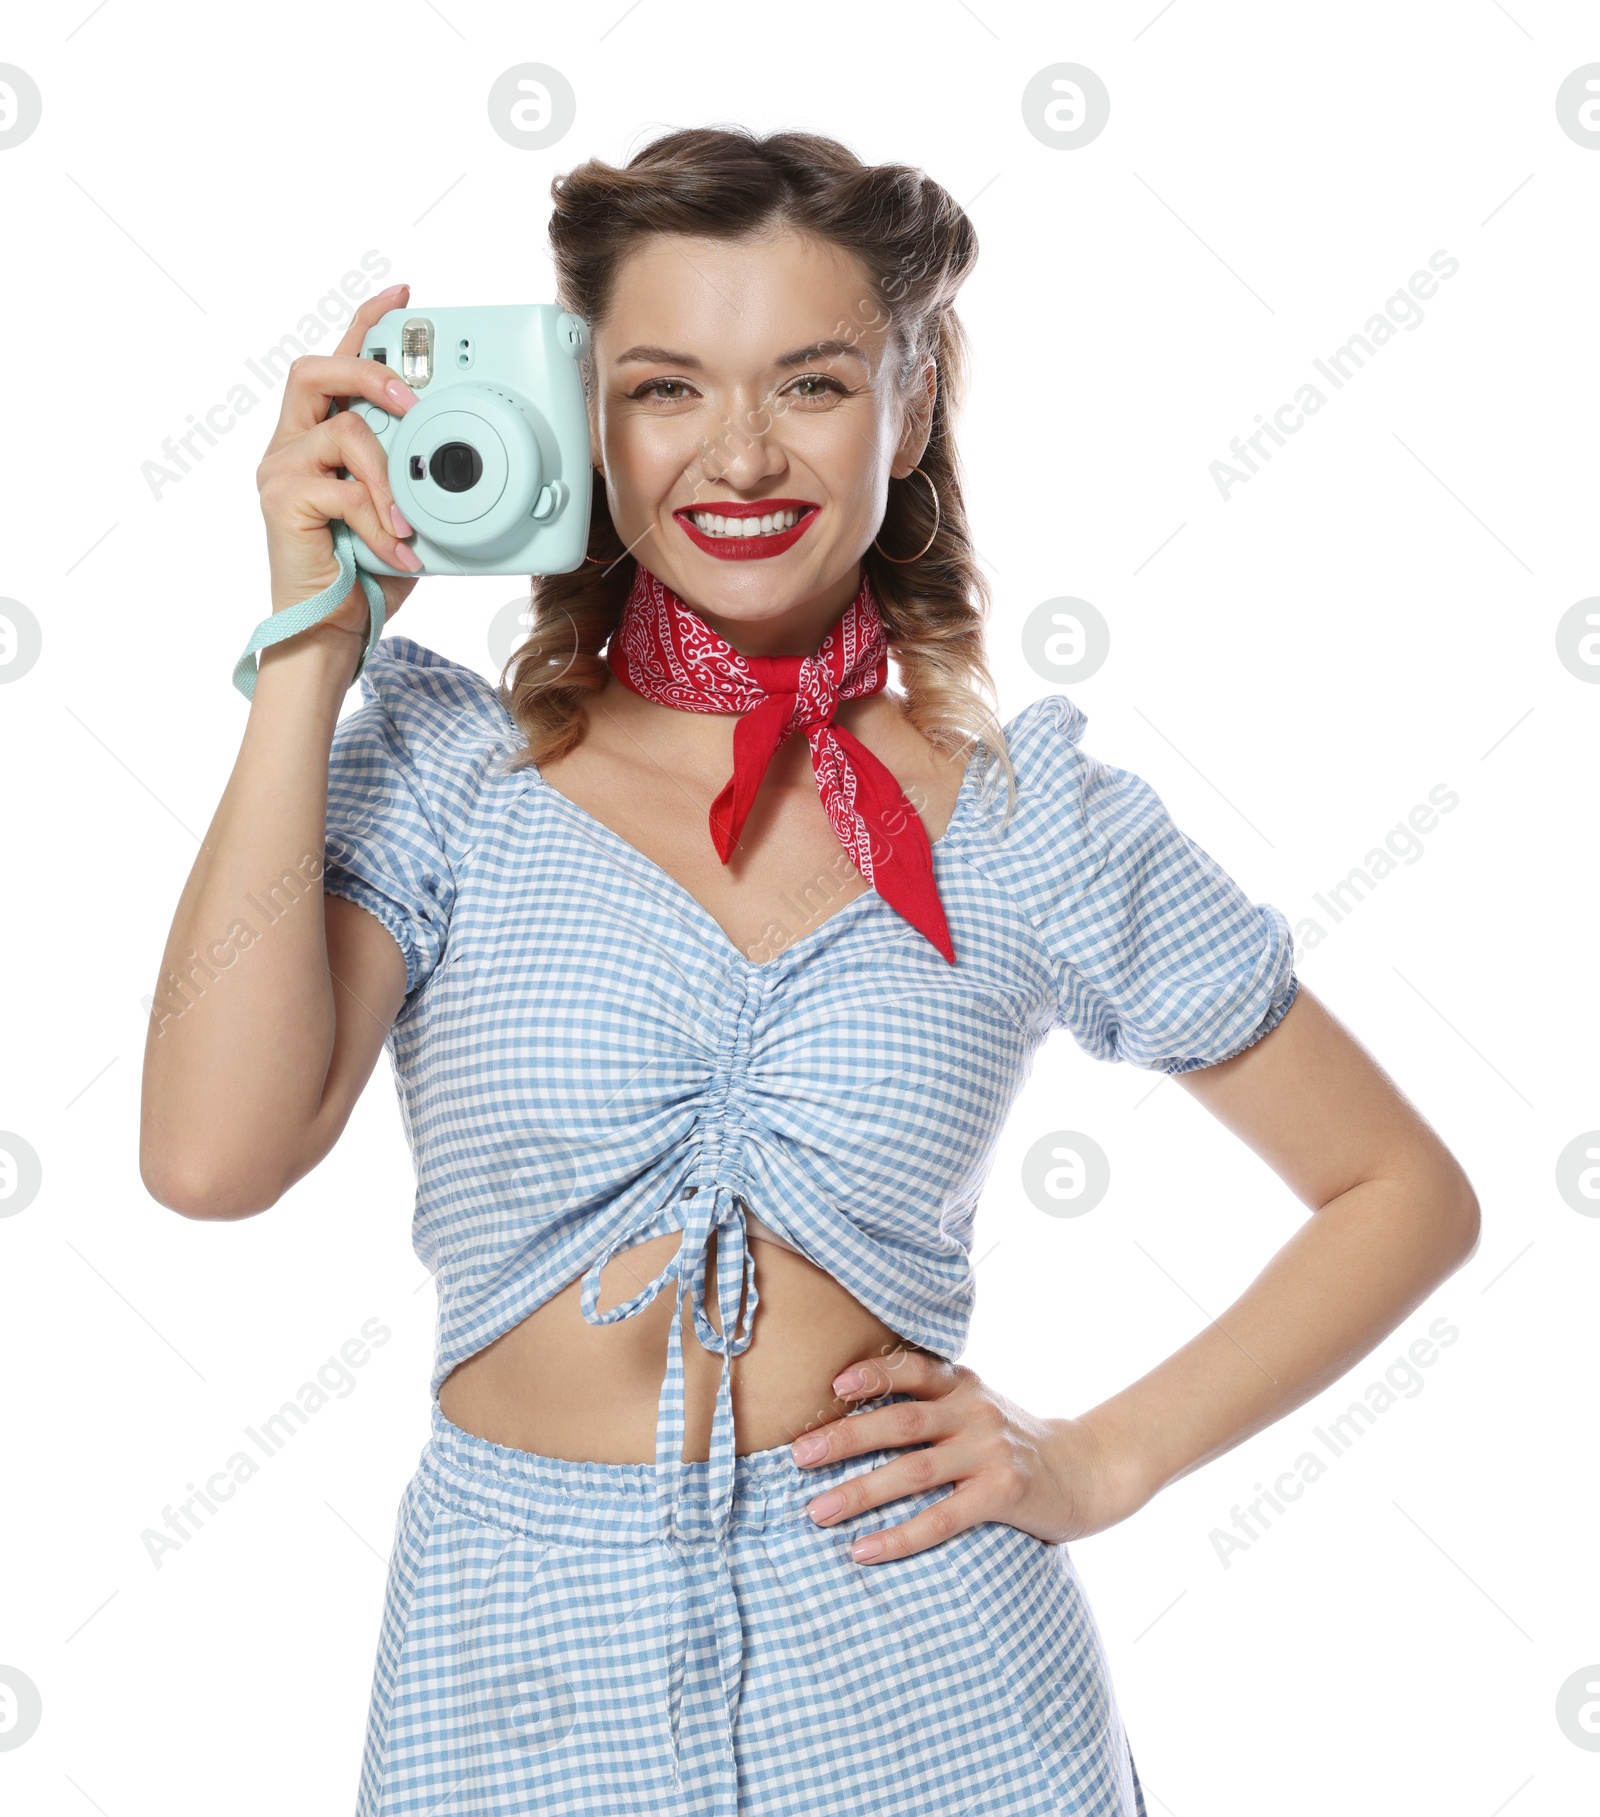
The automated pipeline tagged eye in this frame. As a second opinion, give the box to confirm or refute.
[629,372,851,404]
[631,377,696,402]
[787,373,848,401]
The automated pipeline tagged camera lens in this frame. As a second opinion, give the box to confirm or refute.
[429,440,483,492]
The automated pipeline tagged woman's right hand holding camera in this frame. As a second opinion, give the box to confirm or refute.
[255,281,424,651]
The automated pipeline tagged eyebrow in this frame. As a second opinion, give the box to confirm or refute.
[614,338,871,372]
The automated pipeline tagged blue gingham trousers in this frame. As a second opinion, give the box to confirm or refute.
[355,1390,1151,1815]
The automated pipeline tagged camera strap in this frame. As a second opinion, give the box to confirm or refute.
[231,517,386,701]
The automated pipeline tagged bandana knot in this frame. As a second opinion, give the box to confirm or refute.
[605,561,956,964]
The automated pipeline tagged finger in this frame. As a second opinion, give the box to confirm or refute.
[824,1351,937,1402]
[267,471,421,576]
[268,413,415,561]
[802,1432,959,1530]
[270,329,418,448]
[332,280,408,362]
[793,1352,957,1464]
[846,1481,989,1565]
[792,1384,943,1475]
[318,408,405,522]
[271,351,418,448]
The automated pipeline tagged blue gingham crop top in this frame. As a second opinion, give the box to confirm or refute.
[322,635,1299,1563]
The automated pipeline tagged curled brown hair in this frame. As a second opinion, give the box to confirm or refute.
[498,124,1017,822]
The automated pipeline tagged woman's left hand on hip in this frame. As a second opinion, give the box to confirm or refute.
[788,1348,1145,1563]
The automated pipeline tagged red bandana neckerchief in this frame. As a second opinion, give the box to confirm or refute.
[605,561,956,964]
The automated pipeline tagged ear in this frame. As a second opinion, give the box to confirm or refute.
[894,355,938,473]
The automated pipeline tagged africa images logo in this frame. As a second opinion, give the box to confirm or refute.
[1209,250,1460,502]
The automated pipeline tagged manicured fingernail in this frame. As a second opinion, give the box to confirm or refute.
[851,1537,883,1561]
[378,283,405,296]
[807,1492,844,1521]
[387,378,419,409]
[791,1434,827,1464]
[394,542,423,571]
[391,502,414,536]
[834,1369,865,1394]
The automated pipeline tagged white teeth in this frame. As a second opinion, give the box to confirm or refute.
[687,508,803,537]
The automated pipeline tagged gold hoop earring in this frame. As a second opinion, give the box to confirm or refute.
[871,465,940,563]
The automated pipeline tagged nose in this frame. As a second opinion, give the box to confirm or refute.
[696,395,789,493]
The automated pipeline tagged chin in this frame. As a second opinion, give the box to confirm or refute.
[672,565,829,605]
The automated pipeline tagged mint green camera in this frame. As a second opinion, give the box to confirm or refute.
[342,303,592,577]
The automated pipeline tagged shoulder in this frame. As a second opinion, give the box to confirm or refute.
[348,633,516,747]
[339,634,519,763]
[328,635,526,842]
[961,688,1226,929]
[959,693,1108,893]
[962,692,1298,1071]
[997,691,1088,779]
[977,692,1092,814]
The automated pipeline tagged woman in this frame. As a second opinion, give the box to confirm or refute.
[141,127,1481,1816]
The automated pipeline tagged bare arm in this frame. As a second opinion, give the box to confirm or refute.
[1078,980,1482,1512]
[139,285,425,1219]
[139,630,409,1216]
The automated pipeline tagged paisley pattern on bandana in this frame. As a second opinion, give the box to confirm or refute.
[605,562,956,963]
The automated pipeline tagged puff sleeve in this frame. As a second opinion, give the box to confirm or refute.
[322,689,455,1001]
[1013,695,1299,1074]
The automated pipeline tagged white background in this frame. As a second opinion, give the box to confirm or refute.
[1,2,1596,1812]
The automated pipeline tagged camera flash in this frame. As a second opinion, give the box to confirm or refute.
[400,318,434,389]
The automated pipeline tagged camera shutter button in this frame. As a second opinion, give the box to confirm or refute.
[357,405,391,433]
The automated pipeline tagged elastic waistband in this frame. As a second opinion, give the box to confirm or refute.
[419,1389,930,1546]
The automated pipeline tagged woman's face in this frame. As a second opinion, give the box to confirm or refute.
[587,228,933,655]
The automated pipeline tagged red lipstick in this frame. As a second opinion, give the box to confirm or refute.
[674,499,820,562]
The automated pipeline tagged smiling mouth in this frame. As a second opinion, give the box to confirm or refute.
[676,504,817,539]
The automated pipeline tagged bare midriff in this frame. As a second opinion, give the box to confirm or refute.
[435,1228,917,1462]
